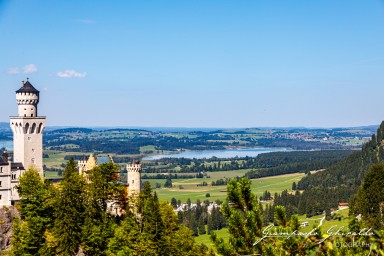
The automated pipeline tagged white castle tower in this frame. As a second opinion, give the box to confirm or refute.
[9,80,46,176]
[127,160,141,197]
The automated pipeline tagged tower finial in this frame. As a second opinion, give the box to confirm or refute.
[27,77,29,81]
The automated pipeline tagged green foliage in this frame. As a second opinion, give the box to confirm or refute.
[107,185,211,256]
[52,159,86,255]
[289,214,300,231]
[13,160,209,255]
[171,197,178,209]
[12,167,54,256]
[274,206,288,227]
[350,163,384,229]
[164,177,172,188]
[211,178,263,255]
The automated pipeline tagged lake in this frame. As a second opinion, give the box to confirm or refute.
[0,140,13,150]
[143,147,290,160]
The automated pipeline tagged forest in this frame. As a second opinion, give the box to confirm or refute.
[271,121,384,217]
[142,150,353,176]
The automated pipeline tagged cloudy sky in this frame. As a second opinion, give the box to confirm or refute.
[1,1,384,128]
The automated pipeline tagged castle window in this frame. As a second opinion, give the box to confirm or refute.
[11,174,16,180]
[0,167,2,173]
[31,158,35,164]
[0,181,2,187]
[132,180,134,184]
[0,195,2,200]
[31,114,33,117]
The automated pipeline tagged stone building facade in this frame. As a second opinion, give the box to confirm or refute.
[0,80,45,205]
[126,160,142,197]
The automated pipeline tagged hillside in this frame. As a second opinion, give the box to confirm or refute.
[283,122,384,216]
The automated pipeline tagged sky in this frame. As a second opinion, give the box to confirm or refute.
[1,0,384,128]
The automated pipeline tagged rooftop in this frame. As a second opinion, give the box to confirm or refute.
[16,80,40,94]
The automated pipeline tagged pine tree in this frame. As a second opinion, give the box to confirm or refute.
[171,197,178,209]
[11,167,54,255]
[350,163,384,229]
[274,206,288,227]
[81,162,124,255]
[52,159,86,255]
[211,178,263,255]
[198,216,206,235]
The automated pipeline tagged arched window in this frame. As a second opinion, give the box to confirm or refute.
[38,123,43,134]
[31,123,36,134]
[24,123,30,134]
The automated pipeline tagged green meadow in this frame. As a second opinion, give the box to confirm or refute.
[146,172,305,203]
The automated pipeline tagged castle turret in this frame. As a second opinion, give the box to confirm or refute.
[127,160,141,197]
[9,80,46,176]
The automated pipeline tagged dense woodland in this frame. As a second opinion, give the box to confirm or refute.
[210,178,384,255]
[272,122,384,217]
[173,199,227,236]
[142,150,353,175]
[12,162,213,255]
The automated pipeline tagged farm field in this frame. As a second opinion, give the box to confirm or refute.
[147,172,305,203]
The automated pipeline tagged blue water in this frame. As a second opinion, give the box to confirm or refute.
[0,140,13,150]
[143,147,290,160]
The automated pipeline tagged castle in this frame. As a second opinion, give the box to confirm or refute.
[0,80,141,206]
[78,153,142,197]
[0,80,45,205]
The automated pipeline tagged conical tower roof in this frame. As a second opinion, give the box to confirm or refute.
[16,80,39,93]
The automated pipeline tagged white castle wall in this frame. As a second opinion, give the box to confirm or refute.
[0,163,12,206]
[127,163,141,196]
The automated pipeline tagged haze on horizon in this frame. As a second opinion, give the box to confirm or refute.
[1,1,384,128]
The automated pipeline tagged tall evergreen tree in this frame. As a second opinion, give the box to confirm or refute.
[81,162,123,255]
[211,178,263,255]
[350,163,384,229]
[51,159,85,255]
[12,168,54,255]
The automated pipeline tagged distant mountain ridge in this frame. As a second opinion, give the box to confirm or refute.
[0,122,380,132]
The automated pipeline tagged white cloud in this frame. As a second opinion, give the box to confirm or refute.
[23,64,38,74]
[7,64,38,75]
[7,67,20,74]
[57,70,87,78]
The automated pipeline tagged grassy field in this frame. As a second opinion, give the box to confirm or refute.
[147,172,305,203]
[195,208,351,251]
[43,150,78,169]
[299,208,350,233]
[195,228,229,250]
